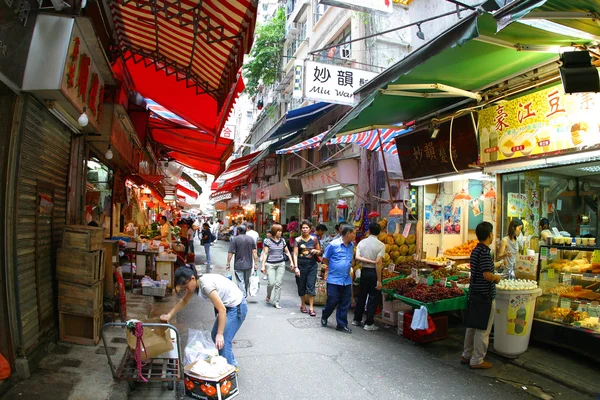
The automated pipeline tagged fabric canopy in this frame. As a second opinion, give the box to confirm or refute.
[256,102,336,146]
[323,9,595,142]
[224,150,263,174]
[176,184,199,199]
[276,133,325,154]
[109,0,257,109]
[248,133,300,167]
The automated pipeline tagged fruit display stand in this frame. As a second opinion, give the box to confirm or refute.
[391,292,467,314]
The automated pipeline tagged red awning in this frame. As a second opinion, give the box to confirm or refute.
[168,151,228,178]
[225,150,263,173]
[176,184,199,199]
[216,167,255,192]
[109,0,257,111]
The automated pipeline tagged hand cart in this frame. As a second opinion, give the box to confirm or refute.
[101,322,183,391]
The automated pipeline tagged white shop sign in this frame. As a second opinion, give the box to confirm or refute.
[302,61,378,106]
[301,159,359,192]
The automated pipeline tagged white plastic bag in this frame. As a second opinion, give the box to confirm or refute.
[249,270,260,297]
[184,330,219,366]
[410,306,429,331]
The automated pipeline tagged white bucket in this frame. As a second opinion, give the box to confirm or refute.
[493,288,542,356]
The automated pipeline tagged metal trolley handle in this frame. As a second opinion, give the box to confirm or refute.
[101,322,184,380]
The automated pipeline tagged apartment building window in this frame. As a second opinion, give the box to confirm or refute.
[287,153,302,174]
[286,39,298,61]
[314,1,328,25]
[246,111,253,122]
[286,0,296,16]
[318,25,351,64]
[298,19,307,42]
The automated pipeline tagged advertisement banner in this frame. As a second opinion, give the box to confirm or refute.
[478,85,600,163]
[507,293,533,336]
[304,61,378,106]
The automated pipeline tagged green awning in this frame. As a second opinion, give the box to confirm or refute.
[323,9,597,142]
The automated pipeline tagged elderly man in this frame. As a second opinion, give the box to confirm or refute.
[320,224,356,334]
[227,224,259,297]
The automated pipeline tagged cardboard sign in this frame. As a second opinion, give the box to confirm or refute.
[402,223,412,238]
[411,268,418,280]
[547,268,555,279]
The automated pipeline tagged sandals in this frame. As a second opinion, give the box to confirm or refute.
[309,310,316,317]
[300,306,308,313]
[265,297,270,303]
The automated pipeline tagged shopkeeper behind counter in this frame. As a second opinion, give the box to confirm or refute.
[154,216,173,244]
[539,218,553,241]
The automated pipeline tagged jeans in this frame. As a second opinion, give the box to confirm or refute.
[462,299,496,365]
[322,283,352,328]
[234,269,252,297]
[266,261,286,304]
[353,268,380,325]
[204,243,211,266]
[211,298,247,367]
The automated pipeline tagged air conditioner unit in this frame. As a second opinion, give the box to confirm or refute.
[341,47,351,60]
[286,23,299,36]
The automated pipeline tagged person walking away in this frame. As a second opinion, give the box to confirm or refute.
[293,220,321,317]
[321,224,356,333]
[227,225,258,297]
[498,218,524,279]
[161,266,247,369]
[245,222,259,244]
[353,222,385,331]
[201,223,212,270]
[261,224,294,309]
[462,221,504,369]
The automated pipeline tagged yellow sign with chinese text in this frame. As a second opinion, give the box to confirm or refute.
[478,85,600,163]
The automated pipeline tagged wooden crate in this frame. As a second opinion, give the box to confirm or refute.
[58,281,103,316]
[59,310,102,346]
[56,249,104,285]
[62,225,105,251]
[103,241,119,297]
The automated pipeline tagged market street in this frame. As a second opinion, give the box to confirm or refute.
[128,239,592,400]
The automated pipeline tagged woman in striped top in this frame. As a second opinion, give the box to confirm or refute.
[261,224,294,309]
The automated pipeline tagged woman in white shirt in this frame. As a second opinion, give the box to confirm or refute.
[160,266,247,368]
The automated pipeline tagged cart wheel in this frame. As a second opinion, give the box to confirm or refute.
[128,380,139,390]
[167,381,174,391]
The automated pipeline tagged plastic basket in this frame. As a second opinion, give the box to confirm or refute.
[403,313,449,343]
[391,291,467,314]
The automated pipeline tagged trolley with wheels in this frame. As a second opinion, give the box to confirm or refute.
[101,322,183,391]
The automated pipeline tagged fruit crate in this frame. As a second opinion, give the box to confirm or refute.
[382,274,406,285]
[402,313,449,343]
[391,291,467,314]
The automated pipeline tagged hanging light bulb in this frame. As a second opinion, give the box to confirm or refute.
[484,187,497,199]
[105,144,113,160]
[455,189,472,201]
[78,106,89,127]
[416,23,425,40]
[389,205,403,216]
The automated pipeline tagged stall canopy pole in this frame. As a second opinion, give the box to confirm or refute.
[291,152,369,203]
[377,129,395,205]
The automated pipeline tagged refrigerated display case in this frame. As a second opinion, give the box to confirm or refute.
[533,244,600,359]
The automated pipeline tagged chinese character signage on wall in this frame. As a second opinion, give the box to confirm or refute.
[221,125,235,139]
[395,116,478,180]
[320,0,393,14]
[478,85,600,163]
[303,61,378,106]
[60,25,105,131]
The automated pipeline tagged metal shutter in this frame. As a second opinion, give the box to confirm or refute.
[16,96,71,354]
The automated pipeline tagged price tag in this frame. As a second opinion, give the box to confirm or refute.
[550,247,558,256]
[563,272,572,286]
[547,268,555,279]
[551,294,559,304]
[440,277,448,287]
[450,281,458,288]
[402,223,412,238]
[446,260,452,267]
[387,265,395,273]
[540,247,548,261]
[583,273,595,280]
[560,297,572,309]
[411,268,418,280]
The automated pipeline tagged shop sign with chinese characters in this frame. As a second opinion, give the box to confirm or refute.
[395,116,478,180]
[478,85,600,163]
[61,28,105,131]
[300,159,359,192]
[302,61,378,106]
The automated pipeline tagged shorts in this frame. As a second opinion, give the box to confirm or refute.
[296,261,318,297]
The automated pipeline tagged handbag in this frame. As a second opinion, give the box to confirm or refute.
[465,293,493,330]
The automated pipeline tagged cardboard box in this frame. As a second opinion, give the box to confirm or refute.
[126,318,174,359]
[184,363,238,400]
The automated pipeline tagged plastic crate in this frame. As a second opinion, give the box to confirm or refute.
[391,291,467,313]
[402,313,449,343]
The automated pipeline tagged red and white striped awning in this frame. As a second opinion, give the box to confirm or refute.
[110,0,258,108]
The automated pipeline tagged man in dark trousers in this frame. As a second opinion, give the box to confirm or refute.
[321,224,356,333]
[462,221,504,369]
[353,222,385,331]
[227,224,258,297]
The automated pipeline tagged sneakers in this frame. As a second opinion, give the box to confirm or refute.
[470,361,493,369]
[351,320,362,327]
[363,324,379,331]
[274,303,281,309]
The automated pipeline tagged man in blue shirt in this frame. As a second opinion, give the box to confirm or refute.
[320,224,356,333]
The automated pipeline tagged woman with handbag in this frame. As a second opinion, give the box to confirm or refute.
[462,221,504,369]
[261,224,294,309]
[293,220,322,317]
